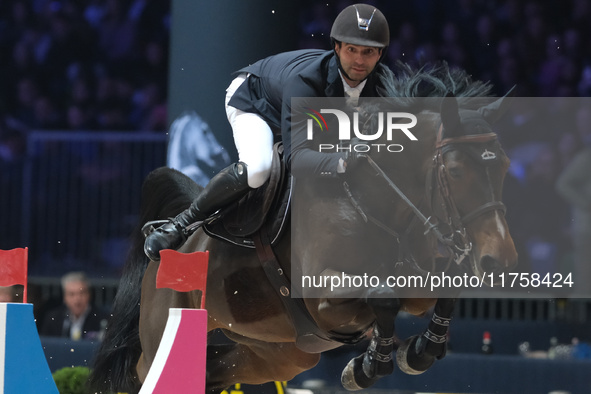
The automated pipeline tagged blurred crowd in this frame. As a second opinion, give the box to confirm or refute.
[1,0,589,131]
[0,0,170,136]
[0,0,171,274]
[300,0,591,98]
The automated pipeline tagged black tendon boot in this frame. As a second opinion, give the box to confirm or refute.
[144,162,250,261]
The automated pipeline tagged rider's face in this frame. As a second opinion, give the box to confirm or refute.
[335,42,382,87]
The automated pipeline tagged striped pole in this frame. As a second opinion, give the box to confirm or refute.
[139,308,207,393]
[139,249,209,393]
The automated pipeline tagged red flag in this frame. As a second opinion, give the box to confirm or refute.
[0,248,28,287]
[0,247,28,303]
[156,250,209,308]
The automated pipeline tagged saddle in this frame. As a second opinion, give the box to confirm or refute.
[203,142,291,247]
[205,143,366,353]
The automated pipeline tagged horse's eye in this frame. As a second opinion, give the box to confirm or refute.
[448,166,463,178]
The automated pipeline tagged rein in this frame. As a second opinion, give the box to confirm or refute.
[344,124,506,272]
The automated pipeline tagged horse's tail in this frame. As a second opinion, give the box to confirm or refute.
[89,167,201,393]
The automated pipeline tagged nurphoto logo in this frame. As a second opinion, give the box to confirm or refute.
[304,107,419,153]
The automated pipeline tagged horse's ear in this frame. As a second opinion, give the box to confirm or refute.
[478,85,516,124]
[440,92,461,137]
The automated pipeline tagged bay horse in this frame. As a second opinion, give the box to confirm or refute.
[89,64,518,393]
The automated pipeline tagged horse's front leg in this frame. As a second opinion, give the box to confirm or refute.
[396,297,456,374]
[301,268,400,390]
[341,287,400,391]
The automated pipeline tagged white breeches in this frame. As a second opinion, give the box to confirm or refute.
[225,73,274,188]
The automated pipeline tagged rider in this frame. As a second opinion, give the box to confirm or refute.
[144,3,391,261]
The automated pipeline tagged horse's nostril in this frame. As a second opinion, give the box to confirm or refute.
[480,255,502,274]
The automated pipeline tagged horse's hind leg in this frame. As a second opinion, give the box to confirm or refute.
[341,288,400,391]
[396,297,456,374]
[206,338,320,394]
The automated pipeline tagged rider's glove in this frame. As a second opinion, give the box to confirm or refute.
[342,137,364,172]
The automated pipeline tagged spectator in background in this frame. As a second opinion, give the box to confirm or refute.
[96,0,136,65]
[130,82,167,131]
[517,145,571,275]
[0,118,25,163]
[133,38,168,89]
[0,286,18,302]
[12,76,41,127]
[556,105,591,294]
[438,21,470,70]
[32,95,63,129]
[40,271,109,340]
[65,103,95,130]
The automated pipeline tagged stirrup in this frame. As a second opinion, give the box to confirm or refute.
[141,218,200,239]
[142,220,169,238]
[141,216,213,240]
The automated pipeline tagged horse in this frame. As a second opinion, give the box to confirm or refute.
[89,64,518,394]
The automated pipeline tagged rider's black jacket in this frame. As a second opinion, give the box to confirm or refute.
[228,49,388,178]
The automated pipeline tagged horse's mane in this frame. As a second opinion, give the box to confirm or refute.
[377,62,494,111]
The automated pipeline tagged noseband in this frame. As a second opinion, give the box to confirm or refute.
[345,124,507,272]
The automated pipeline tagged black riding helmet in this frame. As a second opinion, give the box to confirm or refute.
[330,4,390,80]
[331,3,389,49]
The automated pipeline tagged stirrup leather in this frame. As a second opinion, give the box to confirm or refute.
[142,216,216,239]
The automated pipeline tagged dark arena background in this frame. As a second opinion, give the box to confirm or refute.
[1,0,591,393]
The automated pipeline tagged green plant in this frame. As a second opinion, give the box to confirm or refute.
[52,366,91,394]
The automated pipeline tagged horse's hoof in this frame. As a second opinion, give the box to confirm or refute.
[341,355,376,391]
[341,358,363,391]
[396,335,434,375]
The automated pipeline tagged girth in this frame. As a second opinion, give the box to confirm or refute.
[252,226,368,353]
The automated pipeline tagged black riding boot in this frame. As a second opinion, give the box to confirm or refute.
[144,162,250,261]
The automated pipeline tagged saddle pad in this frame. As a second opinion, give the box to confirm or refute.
[203,143,291,248]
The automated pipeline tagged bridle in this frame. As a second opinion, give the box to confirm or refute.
[344,123,507,274]
[433,124,506,229]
